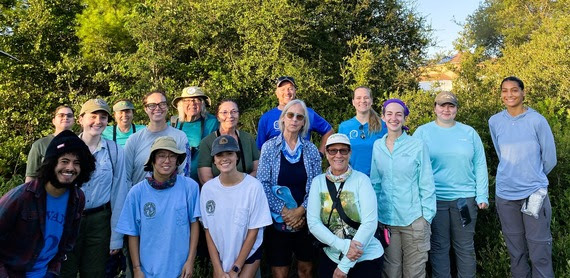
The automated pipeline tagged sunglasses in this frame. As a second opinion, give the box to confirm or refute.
[326,148,350,155]
[359,125,366,139]
[285,112,305,121]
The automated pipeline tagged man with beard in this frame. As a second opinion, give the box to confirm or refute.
[0,130,96,277]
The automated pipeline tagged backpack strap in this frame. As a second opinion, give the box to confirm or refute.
[325,178,360,230]
[106,139,118,177]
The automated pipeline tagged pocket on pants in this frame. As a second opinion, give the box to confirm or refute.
[412,217,431,252]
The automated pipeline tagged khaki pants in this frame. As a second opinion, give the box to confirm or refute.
[383,217,430,278]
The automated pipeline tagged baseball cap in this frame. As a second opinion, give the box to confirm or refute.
[325,133,351,147]
[112,100,135,112]
[80,99,112,116]
[435,91,458,106]
[211,135,240,156]
[276,76,296,88]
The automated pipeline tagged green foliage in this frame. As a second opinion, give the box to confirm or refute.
[460,0,570,57]
[453,1,570,276]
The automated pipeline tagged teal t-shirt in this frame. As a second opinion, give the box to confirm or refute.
[102,124,146,147]
[413,121,489,204]
[173,114,219,183]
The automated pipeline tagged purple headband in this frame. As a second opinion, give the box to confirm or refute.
[382,98,410,131]
[382,98,410,116]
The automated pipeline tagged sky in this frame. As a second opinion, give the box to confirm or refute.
[413,0,481,58]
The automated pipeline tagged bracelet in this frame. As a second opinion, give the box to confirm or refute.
[133,265,141,269]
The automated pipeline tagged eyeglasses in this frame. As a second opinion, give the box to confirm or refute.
[56,113,74,118]
[156,153,178,162]
[145,102,168,110]
[219,110,239,117]
[285,112,305,121]
[359,125,366,139]
[326,148,350,155]
[182,98,202,104]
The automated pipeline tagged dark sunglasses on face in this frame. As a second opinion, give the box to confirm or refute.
[326,148,350,155]
[359,125,366,139]
[145,102,168,110]
[285,112,305,121]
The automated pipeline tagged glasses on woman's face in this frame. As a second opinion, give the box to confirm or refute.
[156,153,178,162]
[145,102,168,110]
[359,125,366,139]
[182,98,202,104]
[326,148,350,155]
[285,112,305,121]
[219,110,239,117]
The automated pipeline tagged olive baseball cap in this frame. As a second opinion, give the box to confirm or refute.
[80,99,112,116]
[112,100,135,112]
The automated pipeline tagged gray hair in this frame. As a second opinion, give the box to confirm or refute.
[279,99,310,138]
[177,98,208,122]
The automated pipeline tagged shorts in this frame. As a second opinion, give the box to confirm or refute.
[245,245,263,264]
[265,225,316,266]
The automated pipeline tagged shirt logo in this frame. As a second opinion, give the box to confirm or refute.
[206,200,216,215]
[273,120,280,130]
[349,130,358,139]
[144,202,156,218]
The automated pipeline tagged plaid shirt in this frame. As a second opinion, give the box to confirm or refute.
[0,180,85,277]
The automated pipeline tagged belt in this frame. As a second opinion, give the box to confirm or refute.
[82,202,111,216]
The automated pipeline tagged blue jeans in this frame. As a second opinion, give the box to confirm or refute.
[429,198,477,278]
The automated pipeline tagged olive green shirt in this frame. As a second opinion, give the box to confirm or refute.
[198,130,259,177]
[25,134,55,178]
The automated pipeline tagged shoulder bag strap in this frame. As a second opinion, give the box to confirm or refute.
[325,178,360,230]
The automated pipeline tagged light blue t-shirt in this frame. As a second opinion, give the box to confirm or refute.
[370,132,436,226]
[115,176,201,278]
[489,108,557,200]
[413,121,489,205]
[27,190,69,278]
[338,117,387,176]
[173,114,219,183]
[256,107,332,150]
[102,124,146,147]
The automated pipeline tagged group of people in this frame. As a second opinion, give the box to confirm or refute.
[0,75,556,278]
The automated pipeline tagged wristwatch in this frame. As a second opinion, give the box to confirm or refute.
[231,265,241,274]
